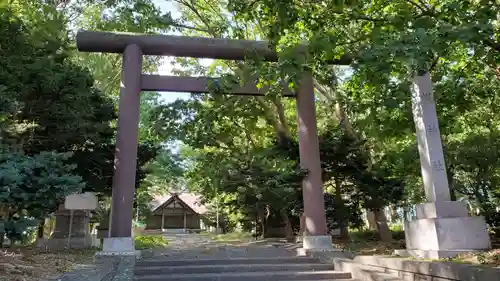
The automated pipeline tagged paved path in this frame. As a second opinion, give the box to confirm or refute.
[143,233,296,259]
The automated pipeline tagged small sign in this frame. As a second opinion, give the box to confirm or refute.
[330,228,341,236]
[64,192,98,210]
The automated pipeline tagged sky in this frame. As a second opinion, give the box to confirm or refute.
[151,0,214,104]
[151,0,187,103]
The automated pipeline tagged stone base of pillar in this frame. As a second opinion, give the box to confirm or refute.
[402,201,491,259]
[297,235,343,257]
[43,237,93,249]
[296,234,334,256]
[96,237,140,257]
[302,235,333,249]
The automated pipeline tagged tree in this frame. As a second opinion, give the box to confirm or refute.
[224,0,500,229]
[83,0,500,243]
[0,6,163,242]
[0,151,84,244]
[0,152,84,216]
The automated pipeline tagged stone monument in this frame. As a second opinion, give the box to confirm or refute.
[402,72,491,259]
[46,193,97,249]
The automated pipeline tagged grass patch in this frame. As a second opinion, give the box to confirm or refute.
[134,235,169,250]
[330,229,500,267]
[333,229,406,255]
[447,250,500,266]
[352,231,500,267]
[335,239,406,255]
[418,249,500,267]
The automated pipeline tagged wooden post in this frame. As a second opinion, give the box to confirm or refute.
[161,209,165,230]
[183,213,187,230]
[109,44,142,238]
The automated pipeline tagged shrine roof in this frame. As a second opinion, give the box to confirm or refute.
[150,192,208,215]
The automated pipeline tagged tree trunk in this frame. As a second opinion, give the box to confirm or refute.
[280,210,294,241]
[366,210,377,230]
[36,219,47,248]
[37,220,44,238]
[339,226,349,240]
[403,205,409,222]
[334,177,349,239]
[390,205,398,223]
[257,209,266,239]
[298,213,306,237]
[255,96,291,143]
[373,209,392,241]
[448,168,457,201]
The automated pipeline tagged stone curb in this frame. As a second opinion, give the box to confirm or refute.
[352,255,500,281]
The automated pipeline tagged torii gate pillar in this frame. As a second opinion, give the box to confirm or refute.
[296,72,333,251]
[102,44,143,254]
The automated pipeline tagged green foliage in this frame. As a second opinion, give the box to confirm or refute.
[0,4,166,240]
[349,228,405,242]
[324,193,363,231]
[5,0,497,243]
[0,151,84,218]
[320,125,404,208]
[134,235,169,249]
[210,231,253,242]
[3,215,38,245]
[482,207,500,237]
[223,0,500,213]
[0,6,116,196]
[1,2,163,197]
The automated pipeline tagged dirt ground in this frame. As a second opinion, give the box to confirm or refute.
[0,247,96,281]
[333,235,500,267]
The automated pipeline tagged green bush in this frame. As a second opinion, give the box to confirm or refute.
[350,229,378,241]
[390,224,403,232]
[1,216,38,246]
[349,228,406,241]
[391,230,405,240]
[390,224,405,240]
[134,235,169,250]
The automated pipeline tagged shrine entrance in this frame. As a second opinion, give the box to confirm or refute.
[76,30,334,252]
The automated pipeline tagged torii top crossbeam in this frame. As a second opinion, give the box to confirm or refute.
[76,30,351,64]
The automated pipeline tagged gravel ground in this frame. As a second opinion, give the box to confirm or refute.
[142,233,295,259]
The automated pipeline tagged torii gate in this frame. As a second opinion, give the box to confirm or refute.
[76,30,344,253]
[76,31,491,258]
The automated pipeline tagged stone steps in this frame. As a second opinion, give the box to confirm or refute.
[135,256,320,267]
[135,263,335,275]
[134,256,353,281]
[134,270,353,281]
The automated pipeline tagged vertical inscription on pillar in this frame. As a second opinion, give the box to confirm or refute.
[420,91,434,104]
[411,72,451,202]
[426,124,438,134]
